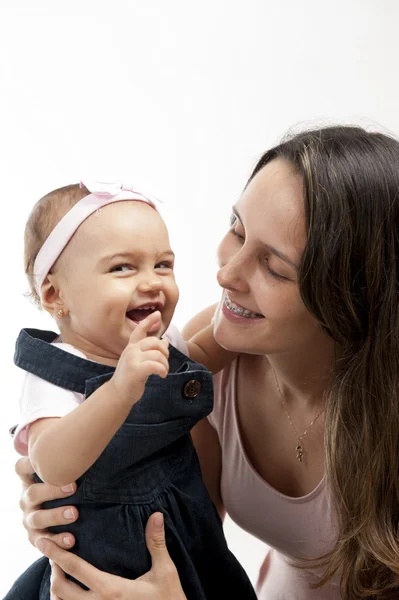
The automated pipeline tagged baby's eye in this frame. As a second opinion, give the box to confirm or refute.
[155,261,173,270]
[111,264,133,272]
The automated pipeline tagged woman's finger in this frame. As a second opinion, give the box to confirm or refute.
[50,561,84,600]
[137,513,186,598]
[29,531,76,549]
[25,505,79,531]
[15,457,36,487]
[37,538,108,592]
[143,513,178,577]
[21,481,77,510]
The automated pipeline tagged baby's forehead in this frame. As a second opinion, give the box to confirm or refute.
[82,200,165,230]
[69,200,170,252]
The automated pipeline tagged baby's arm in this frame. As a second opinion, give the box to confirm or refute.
[29,313,168,487]
[186,324,238,374]
[29,379,136,487]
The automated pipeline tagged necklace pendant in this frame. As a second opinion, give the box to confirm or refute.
[296,442,304,462]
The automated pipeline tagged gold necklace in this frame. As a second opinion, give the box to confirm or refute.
[271,368,324,463]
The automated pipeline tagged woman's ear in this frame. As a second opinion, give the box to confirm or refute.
[40,274,69,320]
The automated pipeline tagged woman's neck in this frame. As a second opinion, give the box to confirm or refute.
[265,338,336,409]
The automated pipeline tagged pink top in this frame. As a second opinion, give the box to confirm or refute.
[208,359,340,600]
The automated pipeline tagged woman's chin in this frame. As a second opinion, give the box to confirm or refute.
[213,321,245,352]
[214,318,271,356]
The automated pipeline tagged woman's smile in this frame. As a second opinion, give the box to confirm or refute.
[222,292,264,321]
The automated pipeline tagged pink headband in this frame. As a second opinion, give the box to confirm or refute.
[33,180,158,297]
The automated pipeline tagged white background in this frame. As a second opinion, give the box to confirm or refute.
[1,0,399,594]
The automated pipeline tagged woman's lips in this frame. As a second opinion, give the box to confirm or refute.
[222,294,264,321]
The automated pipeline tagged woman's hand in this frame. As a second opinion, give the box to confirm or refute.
[16,457,78,549]
[37,513,187,600]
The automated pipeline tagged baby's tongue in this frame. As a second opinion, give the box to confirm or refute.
[127,308,154,322]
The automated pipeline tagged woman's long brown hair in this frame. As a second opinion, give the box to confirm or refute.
[250,126,399,598]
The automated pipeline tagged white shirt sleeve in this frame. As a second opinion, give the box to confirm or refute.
[163,323,189,356]
[13,343,86,456]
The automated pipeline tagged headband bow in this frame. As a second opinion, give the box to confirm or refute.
[80,180,138,196]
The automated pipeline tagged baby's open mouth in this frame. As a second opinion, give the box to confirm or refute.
[126,304,162,322]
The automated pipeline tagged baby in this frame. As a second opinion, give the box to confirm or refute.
[6,181,256,600]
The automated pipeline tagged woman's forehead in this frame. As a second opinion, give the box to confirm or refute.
[237,158,306,254]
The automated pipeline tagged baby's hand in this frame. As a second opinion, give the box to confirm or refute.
[110,311,169,404]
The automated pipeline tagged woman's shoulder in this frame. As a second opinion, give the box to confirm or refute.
[210,354,266,429]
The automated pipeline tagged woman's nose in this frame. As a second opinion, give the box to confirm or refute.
[216,253,250,293]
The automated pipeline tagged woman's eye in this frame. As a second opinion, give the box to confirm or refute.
[264,258,289,281]
[232,228,244,240]
[230,224,245,241]
[229,213,245,241]
[111,264,133,272]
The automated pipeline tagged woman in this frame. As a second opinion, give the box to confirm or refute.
[15,125,399,599]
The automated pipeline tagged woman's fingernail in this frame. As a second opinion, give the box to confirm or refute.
[36,538,46,551]
[63,508,75,520]
[63,536,72,547]
[154,513,164,530]
[61,484,74,493]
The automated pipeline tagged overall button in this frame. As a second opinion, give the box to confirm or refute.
[184,380,201,398]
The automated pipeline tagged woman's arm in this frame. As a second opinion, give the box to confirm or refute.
[36,513,187,599]
[184,302,237,374]
[191,417,225,519]
[183,305,226,518]
[186,324,238,374]
[181,303,218,339]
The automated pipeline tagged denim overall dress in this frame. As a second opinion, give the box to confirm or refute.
[5,328,256,600]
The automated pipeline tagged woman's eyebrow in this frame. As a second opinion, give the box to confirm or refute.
[232,206,299,271]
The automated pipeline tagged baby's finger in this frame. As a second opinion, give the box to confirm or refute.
[141,350,169,371]
[142,360,169,379]
[137,336,170,358]
[129,311,162,344]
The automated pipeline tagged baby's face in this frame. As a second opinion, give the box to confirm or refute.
[54,201,179,363]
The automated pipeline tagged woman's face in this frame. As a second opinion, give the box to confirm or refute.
[213,157,326,356]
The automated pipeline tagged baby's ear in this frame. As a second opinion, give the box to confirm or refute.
[40,274,69,320]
